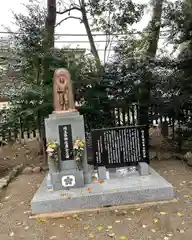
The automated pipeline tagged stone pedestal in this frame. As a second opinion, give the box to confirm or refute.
[98,166,107,180]
[44,111,91,190]
[137,162,149,176]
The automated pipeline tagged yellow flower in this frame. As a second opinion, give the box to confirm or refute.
[79,142,84,148]
[49,144,57,149]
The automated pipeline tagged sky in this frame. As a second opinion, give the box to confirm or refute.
[0,0,175,62]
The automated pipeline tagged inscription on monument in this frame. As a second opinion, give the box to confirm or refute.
[92,126,148,167]
[59,125,73,161]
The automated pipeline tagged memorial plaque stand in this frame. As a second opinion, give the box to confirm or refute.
[44,111,92,190]
[92,125,149,169]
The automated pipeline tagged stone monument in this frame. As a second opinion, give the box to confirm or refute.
[31,71,174,214]
[45,68,91,190]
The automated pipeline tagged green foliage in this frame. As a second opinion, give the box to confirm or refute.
[90,0,145,33]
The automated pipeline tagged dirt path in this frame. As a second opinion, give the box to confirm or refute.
[0,159,191,240]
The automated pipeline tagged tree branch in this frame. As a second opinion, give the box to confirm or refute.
[55,16,82,27]
[56,6,81,14]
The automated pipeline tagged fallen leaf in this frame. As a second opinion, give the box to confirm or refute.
[107,226,113,229]
[16,222,22,226]
[167,233,173,237]
[61,193,71,199]
[115,220,121,223]
[98,179,104,184]
[9,232,14,237]
[36,218,48,224]
[88,188,92,193]
[24,211,31,215]
[67,229,71,233]
[48,189,54,192]
[84,226,90,230]
[142,225,147,228]
[160,212,168,215]
[5,196,11,200]
[184,195,190,198]
[131,211,135,215]
[136,208,141,211]
[97,226,103,231]
[177,212,183,217]
[24,226,29,230]
[177,229,185,234]
[151,229,156,233]
[60,224,64,228]
[153,218,159,223]
[119,236,128,240]
[89,233,95,238]
[49,236,57,239]
[108,233,116,237]
[72,214,78,218]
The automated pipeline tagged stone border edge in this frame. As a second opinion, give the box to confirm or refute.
[30,198,177,220]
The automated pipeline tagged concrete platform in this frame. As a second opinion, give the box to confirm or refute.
[31,167,174,214]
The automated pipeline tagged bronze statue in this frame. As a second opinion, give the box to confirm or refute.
[53,68,76,112]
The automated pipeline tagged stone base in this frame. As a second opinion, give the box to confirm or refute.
[31,167,174,214]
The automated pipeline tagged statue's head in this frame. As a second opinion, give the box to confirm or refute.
[54,68,70,85]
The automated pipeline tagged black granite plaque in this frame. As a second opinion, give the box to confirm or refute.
[59,125,73,161]
[92,126,148,167]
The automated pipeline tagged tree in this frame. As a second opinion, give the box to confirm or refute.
[56,0,145,69]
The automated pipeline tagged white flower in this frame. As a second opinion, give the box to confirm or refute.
[46,148,54,153]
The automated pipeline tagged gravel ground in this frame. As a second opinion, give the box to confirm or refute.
[0,159,192,240]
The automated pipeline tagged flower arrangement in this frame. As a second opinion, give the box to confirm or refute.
[46,140,59,162]
[73,138,85,170]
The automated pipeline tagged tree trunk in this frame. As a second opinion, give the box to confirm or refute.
[139,0,164,160]
[45,0,56,48]
[43,0,56,85]
[40,0,57,159]
[146,0,164,58]
[139,0,164,125]
[80,0,101,72]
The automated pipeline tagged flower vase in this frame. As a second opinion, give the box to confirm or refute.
[76,160,82,171]
[48,155,60,173]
